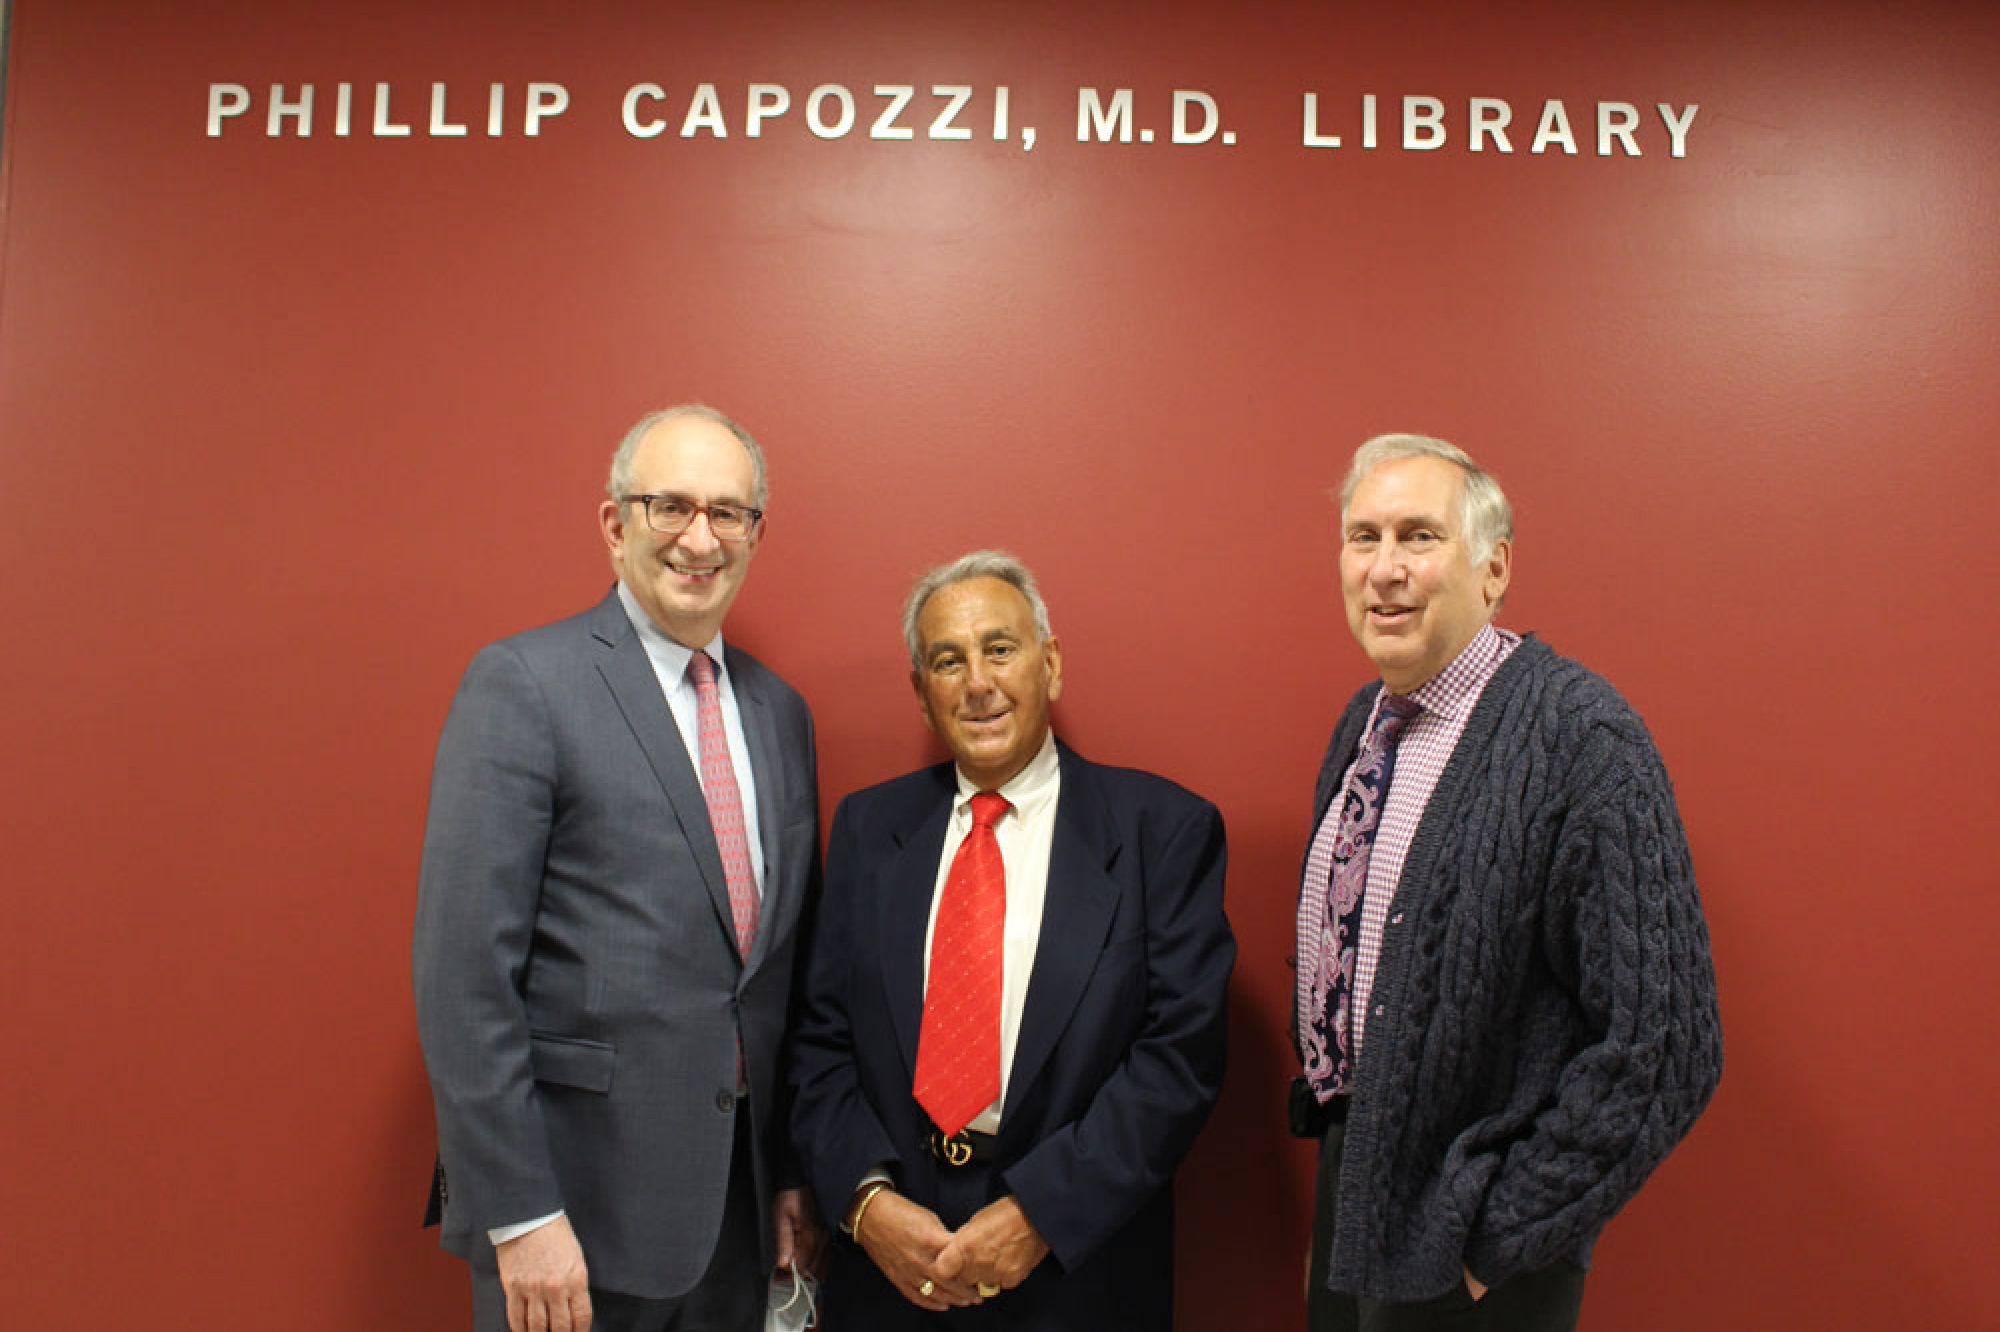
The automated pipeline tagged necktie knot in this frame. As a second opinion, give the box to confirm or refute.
[1375,693,1420,744]
[969,791,1011,830]
[688,649,717,688]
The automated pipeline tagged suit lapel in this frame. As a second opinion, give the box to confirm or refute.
[589,593,739,955]
[881,772,955,1083]
[1005,748,1120,1119]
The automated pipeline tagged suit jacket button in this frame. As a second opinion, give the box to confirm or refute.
[716,1089,736,1113]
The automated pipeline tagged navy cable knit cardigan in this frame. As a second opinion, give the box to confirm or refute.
[1302,636,1723,1302]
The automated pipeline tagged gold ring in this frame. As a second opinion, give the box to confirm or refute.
[978,1282,1001,1298]
[919,1279,936,1297]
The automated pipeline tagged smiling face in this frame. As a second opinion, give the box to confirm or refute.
[1340,455,1511,693]
[599,415,761,647]
[911,576,1064,791]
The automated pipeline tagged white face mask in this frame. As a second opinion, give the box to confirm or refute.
[766,1267,819,1332]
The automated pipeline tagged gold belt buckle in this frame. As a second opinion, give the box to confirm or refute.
[933,1130,974,1166]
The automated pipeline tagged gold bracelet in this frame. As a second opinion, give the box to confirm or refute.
[847,1181,892,1242]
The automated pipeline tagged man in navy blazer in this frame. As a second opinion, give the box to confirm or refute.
[789,550,1235,1329]
[415,406,824,1331]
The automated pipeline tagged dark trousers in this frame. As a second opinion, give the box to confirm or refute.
[1308,1118,1586,1332]
[473,1108,765,1332]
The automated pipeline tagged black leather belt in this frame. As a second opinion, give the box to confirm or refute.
[1288,1076,1351,1139]
[926,1126,998,1167]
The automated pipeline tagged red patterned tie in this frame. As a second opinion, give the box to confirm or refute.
[914,791,1011,1137]
[688,650,759,960]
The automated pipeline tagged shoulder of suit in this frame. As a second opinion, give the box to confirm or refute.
[1057,746,1218,818]
[461,599,613,674]
[826,765,955,843]
[838,761,955,811]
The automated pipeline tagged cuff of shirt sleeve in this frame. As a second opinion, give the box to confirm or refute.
[489,1210,564,1245]
[840,1166,896,1235]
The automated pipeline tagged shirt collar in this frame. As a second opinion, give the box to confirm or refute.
[953,729,1061,824]
[1401,622,1518,721]
[616,581,726,684]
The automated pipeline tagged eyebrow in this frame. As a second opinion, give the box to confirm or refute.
[1347,512,1451,531]
[924,628,1022,660]
[647,489,754,507]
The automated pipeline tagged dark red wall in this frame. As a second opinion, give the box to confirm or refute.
[4,1,1996,1326]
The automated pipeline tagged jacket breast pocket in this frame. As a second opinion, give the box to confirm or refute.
[529,1032,616,1094]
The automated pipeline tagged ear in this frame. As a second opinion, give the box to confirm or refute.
[1042,635,1064,703]
[599,498,627,557]
[911,669,938,733]
[1482,538,1512,609]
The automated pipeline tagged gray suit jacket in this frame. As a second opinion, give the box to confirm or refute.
[414,589,819,1299]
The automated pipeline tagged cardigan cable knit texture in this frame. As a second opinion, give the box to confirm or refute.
[1300,636,1723,1302]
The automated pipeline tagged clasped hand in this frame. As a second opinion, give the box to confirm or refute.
[855,1190,1050,1312]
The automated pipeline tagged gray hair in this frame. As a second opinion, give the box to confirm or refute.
[902,550,1054,669]
[1338,433,1513,565]
[606,404,769,509]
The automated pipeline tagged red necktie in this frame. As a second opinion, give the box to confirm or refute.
[688,650,759,960]
[914,791,1011,1136]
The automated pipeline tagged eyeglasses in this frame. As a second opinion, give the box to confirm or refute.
[621,493,763,541]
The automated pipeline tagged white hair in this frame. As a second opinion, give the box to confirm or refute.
[902,550,1053,669]
[606,404,768,509]
[1339,433,1513,565]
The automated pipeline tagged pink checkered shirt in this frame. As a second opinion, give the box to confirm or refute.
[1346,623,1520,1056]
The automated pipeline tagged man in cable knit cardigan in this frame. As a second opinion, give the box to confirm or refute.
[1293,434,1722,1331]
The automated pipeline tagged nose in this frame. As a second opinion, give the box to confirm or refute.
[677,509,722,556]
[1367,539,1407,586]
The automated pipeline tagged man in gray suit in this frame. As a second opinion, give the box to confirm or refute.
[415,404,825,1332]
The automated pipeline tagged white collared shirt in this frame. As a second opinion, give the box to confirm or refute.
[922,730,1063,1134]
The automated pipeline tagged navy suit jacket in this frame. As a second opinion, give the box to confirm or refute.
[789,743,1234,1328]
[414,589,819,1299]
